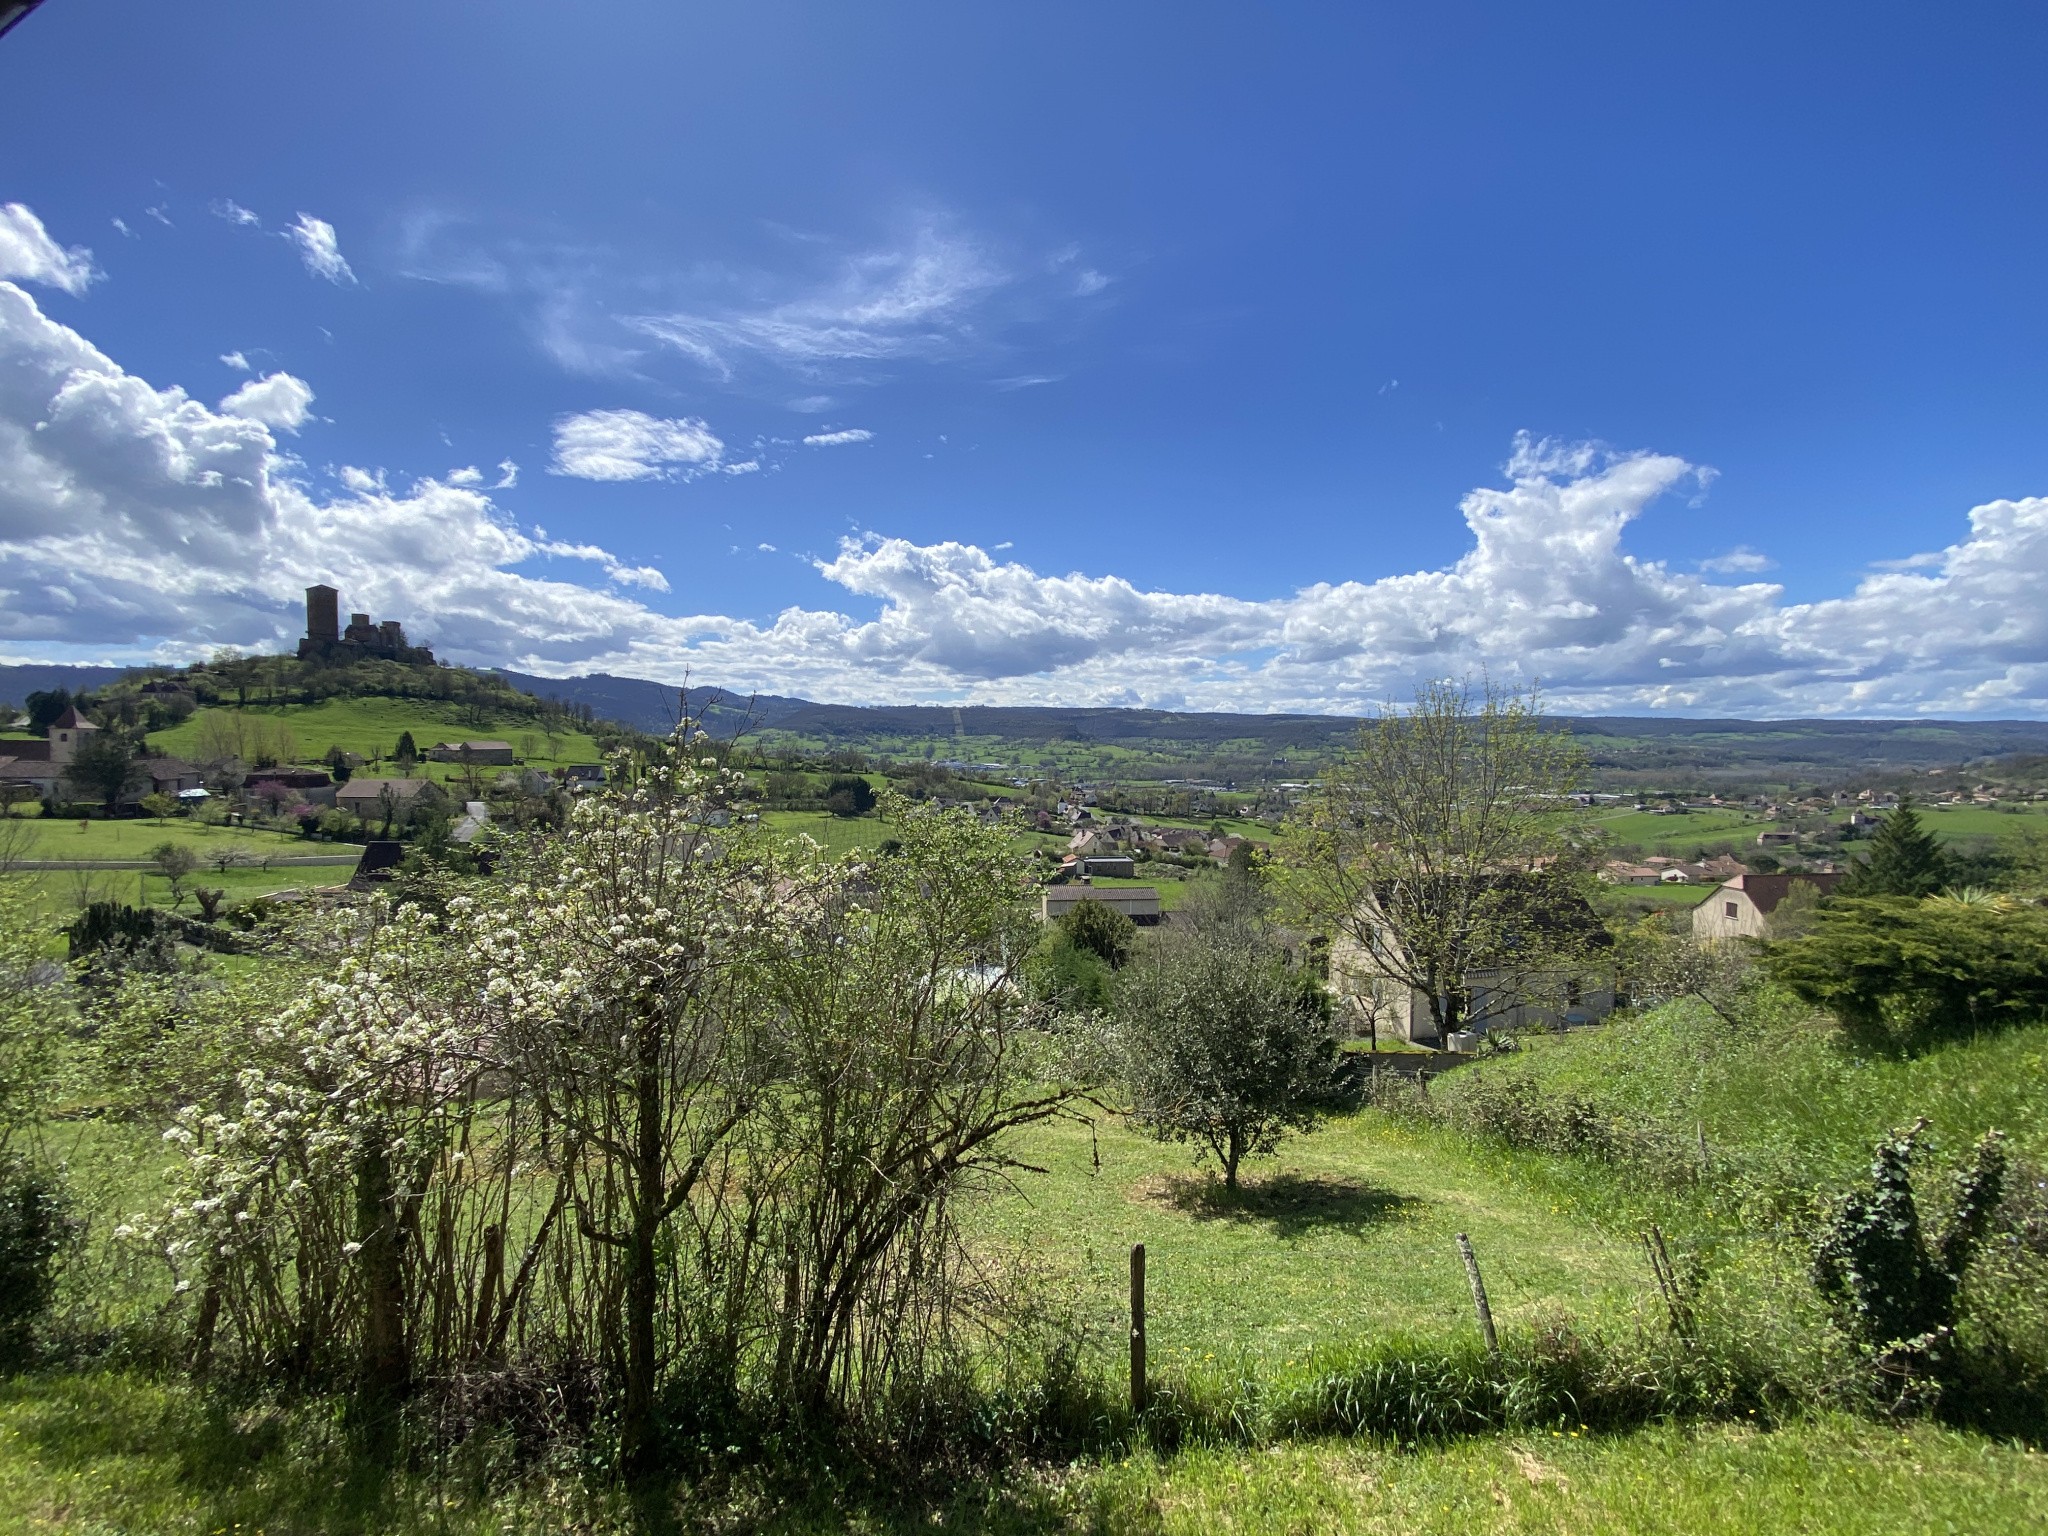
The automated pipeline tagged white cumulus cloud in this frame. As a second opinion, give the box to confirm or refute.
[218,371,315,431]
[0,204,97,296]
[548,408,725,482]
[9,277,2048,717]
[288,214,356,285]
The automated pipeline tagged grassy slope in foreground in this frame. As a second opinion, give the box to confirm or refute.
[0,1375,2040,1535]
[962,1112,1644,1375]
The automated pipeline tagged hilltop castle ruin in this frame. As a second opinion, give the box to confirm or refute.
[296,585,435,664]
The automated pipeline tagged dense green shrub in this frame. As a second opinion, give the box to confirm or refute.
[1058,898,1136,969]
[1114,931,1339,1189]
[0,1155,70,1366]
[1768,896,2048,1052]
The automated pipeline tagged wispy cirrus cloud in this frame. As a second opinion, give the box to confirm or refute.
[1699,545,1774,574]
[802,428,873,447]
[287,213,356,285]
[629,221,1010,382]
[398,208,1097,392]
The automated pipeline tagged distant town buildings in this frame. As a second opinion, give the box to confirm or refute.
[296,584,435,665]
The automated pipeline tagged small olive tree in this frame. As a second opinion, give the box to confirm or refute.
[1114,931,1338,1190]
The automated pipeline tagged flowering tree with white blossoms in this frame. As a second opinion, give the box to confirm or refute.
[143,732,1091,1468]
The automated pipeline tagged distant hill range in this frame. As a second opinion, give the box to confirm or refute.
[495,670,2048,787]
[12,660,2048,787]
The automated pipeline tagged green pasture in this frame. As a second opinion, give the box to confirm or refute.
[148,699,604,770]
[1592,807,1758,852]
[757,808,894,856]
[1906,801,2048,840]
[0,814,308,865]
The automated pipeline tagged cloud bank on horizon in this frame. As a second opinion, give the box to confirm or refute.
[1,201,2045,719]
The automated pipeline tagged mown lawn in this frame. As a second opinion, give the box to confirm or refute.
[965,1111,1646,1377]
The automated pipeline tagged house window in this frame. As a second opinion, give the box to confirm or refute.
[1724,902,1738,918]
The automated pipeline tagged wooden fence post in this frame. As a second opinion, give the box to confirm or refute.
[1455,1232,1500,1359]
[1129,1242,1147,1415]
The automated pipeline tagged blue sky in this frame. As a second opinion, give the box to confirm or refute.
[3,2,2047,715]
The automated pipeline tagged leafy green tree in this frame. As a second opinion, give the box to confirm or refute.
[1838,795,1950,898]
[1114,931,1338,1190]
[61,730,146,816]
[1767,894,2048,1051]
[1058,897,1136,969]
[140,791,178,825]
[1027,929,1116,1011]
[393,731,418,775]
[23,689,71,732]
[823,773,876,817]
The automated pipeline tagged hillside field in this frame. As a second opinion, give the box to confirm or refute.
[146,698,605,772]
[0,814,312,865]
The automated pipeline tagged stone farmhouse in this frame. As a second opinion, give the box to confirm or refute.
[0,708,201,808]
[336,775,448,827]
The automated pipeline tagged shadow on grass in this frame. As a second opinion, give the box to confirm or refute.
[1140,1171,1425,1238]
[0,1371,1082,1536]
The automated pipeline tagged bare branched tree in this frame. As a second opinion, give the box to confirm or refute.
[1289,678,1598,1042]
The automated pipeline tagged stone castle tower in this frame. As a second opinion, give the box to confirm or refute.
[296,585,434,664]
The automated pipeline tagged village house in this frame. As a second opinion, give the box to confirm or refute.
[1328,879,1617,1049]
[1600,861,1663,885]
[336,776,448,827]
[0,708,201,808]
[1692,871,1843,942]
[1040,885,1162,925]
[428,740,516,766]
